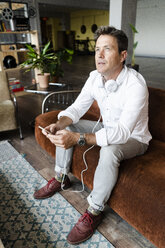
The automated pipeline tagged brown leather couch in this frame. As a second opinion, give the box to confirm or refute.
[35,87,165,248]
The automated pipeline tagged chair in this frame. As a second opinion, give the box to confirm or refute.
[41,89,81,114]
[0,70,23,139]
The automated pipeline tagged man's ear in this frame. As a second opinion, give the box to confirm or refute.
[120,50,127,63]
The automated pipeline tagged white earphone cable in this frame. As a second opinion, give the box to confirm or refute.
[61,115,102,192]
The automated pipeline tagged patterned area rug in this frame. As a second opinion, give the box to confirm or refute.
[0,140,115,248]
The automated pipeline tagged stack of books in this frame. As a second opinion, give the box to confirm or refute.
[8,78,24,92]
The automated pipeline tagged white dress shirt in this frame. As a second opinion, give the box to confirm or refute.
[58,66,152,146]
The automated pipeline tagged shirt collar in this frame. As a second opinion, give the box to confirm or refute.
[98,65,127,88]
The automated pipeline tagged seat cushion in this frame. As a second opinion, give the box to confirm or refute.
[0,100,17,131]
[109,139,165,248]
[0,71,11,101]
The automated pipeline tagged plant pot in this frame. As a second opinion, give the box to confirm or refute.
[37,73,50,88]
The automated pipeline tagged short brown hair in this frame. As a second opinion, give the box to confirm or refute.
[95,26,128,54]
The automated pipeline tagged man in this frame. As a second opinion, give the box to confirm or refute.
[34,26,152,245]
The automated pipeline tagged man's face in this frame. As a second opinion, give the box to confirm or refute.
[95,34,127,80]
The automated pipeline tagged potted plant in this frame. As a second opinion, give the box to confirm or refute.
[21,41,74,86]
[47,48,74,82]
[21,41,57,88]
[127,23,139,72]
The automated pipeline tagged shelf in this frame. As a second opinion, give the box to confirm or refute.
[1,49,28,53]
[0,30,37,34]
[3,65,30,71]
[0,30,39,72]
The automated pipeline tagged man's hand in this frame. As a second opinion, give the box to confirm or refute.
[41,115,97,149]
[42,116,73,136]
[42,123,60,136]
[47,130,79,149]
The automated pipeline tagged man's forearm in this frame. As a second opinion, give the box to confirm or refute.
[57,116,73,130]
[84,133,97,145]
[55,117,97,147]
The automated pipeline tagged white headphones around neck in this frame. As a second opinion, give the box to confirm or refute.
[105,79,119,93]
[98,66,127,93]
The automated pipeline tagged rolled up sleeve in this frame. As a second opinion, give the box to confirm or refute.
[95,128,108,146]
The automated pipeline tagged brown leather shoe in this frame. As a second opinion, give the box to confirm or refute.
[67,210,102,245]
[33,176,71,199]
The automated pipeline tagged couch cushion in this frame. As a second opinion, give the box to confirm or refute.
[0,71,11,101]
[109,139,165,248]
[0,100,17,131]
[148,87,165,142]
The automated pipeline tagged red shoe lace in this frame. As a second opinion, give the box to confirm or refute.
[79,211,94,232]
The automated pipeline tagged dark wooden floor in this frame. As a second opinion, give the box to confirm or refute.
[1,55,162,248]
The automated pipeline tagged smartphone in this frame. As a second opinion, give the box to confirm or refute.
[38,126,51,134]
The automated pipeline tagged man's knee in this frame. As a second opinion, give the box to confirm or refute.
[100,145,123,165]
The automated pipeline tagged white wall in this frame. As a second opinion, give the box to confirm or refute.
[136,0,165,57]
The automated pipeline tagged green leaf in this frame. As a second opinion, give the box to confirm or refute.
[133,41,138,49]
[130,23,138,33]
[26,44,36,53]
[42,41,51,55]
[66,48,74,55]
[27,51,37,58]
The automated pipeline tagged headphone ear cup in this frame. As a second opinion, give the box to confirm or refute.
[105,80,118,93]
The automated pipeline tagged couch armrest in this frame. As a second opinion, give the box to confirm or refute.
[35,110,60,157]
